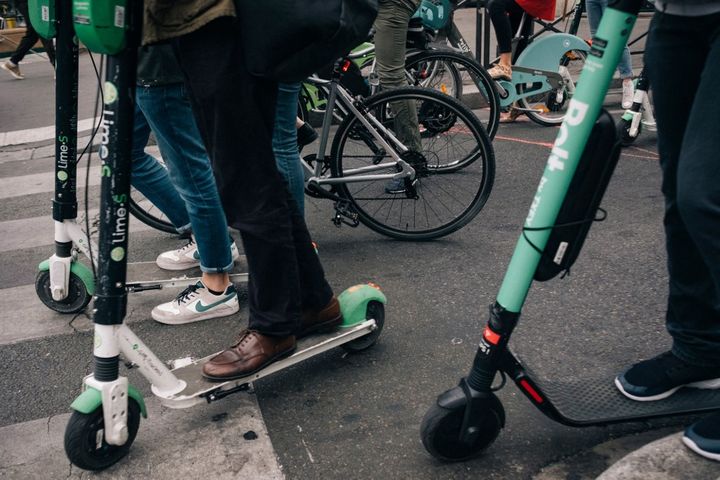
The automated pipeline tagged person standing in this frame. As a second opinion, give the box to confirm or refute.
[1,0,55,79]
[143,1,343,380]
[614,1,720,461]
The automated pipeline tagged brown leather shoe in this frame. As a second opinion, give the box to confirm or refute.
[202,330,296,381]
[298,296,343,338]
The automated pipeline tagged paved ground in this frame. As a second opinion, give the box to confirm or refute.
[3,8,715,480]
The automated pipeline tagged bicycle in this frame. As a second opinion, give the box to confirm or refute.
[301,59,495,241]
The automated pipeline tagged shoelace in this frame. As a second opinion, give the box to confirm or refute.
[232,329,258,349]
[178,239,197,254]
[176,283,201,304]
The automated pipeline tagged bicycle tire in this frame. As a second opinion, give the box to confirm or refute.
[405,49,500,139]
[128,194,176,234]
[518,49,588,126]
[330,87,495,241]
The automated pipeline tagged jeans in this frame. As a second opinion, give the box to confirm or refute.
[174,17,334,336]
[645,11,720,366]
[374,0,422,152]
[10,0,55,66]
[132,83,233,273]
[272,82,306,216]
[586,0,633,79]
[486,0,533,57]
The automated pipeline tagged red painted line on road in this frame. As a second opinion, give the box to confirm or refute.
[494,135,554,149]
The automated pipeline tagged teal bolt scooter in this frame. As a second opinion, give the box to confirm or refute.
[30,0,250,315]
[58,0,387,471]
[420,0,720,461]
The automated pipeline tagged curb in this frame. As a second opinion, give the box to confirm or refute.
[596,431,720,480]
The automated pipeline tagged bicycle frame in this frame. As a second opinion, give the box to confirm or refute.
[301,68,419,191]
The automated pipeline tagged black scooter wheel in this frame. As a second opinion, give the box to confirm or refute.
[64,399,141,471]
[341,301,385,352]
[35,270,92,314]
[617,117,640,147]
[421,400,503,462]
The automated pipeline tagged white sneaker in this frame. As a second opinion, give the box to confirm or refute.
[621,79,634,109]
[156,237,240,271]
[1,61,24,79]
[152,281,239,325]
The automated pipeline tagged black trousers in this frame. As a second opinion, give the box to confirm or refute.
[645,11,720,366]
[173,17,333,337]
[486,0,533,57]
[10,0,55,66]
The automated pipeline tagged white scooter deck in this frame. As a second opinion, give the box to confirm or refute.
[152,319,378,409]
[125,256,249,292]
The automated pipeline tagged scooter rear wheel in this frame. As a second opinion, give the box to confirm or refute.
[64,399,141,471]
[35,270,91,314]
[421,400,503,462]
[341,300,385,352]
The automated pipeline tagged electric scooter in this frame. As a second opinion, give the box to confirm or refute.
[55,0,386,471]
[420,0,720,461]
[29,0,249,315]
[616,67,657,146]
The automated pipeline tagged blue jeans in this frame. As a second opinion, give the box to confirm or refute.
[586,0,633,79]
[272,82,306,216]
[132,83,233,273]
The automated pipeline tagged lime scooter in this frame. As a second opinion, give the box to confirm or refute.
[57,0,386,471]
[616,67,657,146]
[29,0,250,315]
[420,0,720,461]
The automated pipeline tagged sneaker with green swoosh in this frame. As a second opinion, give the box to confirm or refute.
[156,236,240,271]
[152,281,239,325]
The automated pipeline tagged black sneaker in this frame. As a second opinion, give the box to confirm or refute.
[297,122,318,151]
[683,411,720,462]
[615,350,720,402]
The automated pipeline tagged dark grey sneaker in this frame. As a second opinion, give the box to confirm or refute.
[683,411,720,462]
[615,351,720,402]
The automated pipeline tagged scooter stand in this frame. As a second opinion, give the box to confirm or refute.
[152,319,378,409]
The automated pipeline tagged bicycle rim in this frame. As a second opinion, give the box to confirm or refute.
[405,50,500,139]
[129,190,176,234]
[330,88,495,241]
[518,49,587,126]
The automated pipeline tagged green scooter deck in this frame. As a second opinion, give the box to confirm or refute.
[151,319,378,409]
[517,360,720,426]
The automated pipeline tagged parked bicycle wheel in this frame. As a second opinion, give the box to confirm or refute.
[330,87,495,241]
[129,191,176,234]
[405,49,500,139]
[517,49,587,126]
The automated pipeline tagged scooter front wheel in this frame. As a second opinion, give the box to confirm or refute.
[64,399,141,471]
[35,270,92,314]
[421,399,503,462]
[617,117,641,147]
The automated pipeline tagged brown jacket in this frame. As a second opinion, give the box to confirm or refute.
[143,0,235,45]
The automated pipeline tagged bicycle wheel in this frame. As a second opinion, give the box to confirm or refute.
[330,87,495,241]
[517,49,587,126]
[129,192,176,234]
[405,50,500,139]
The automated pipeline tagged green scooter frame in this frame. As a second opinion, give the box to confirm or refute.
[420,0,720,462]
[61,0,387,471]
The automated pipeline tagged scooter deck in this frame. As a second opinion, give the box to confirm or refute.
[518,361,720,426]
[125,256,249,291]
[152,319,377,408]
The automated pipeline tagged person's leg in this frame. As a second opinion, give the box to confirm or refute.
[273,82,306,216]
[130,97,192,233]
[615,12,720,402]
[175,18,334,339]
[374,0,422,152]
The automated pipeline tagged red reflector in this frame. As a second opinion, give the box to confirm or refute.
[483,326,501,345]
[342,60,352,72]
[519,379,544,404]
